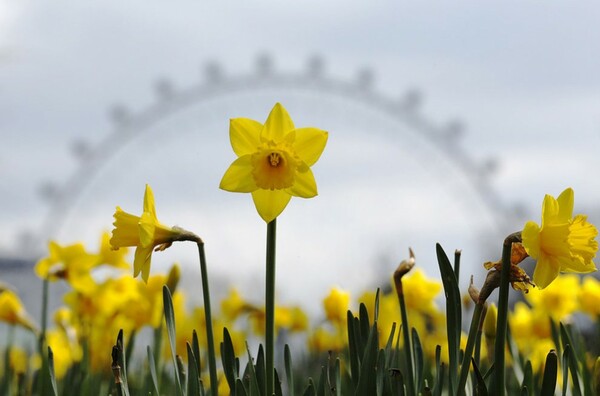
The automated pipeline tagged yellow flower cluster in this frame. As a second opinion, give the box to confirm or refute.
[510,274,600,372]
[307,270,451,360]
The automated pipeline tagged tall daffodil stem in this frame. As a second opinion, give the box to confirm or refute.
[197,242,218,394]
[491,232,520,396]
[39,279,49,353]
[266,219,277,396]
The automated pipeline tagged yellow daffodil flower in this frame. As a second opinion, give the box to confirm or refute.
[221,288,250,321]
[0,289,37,331]
[110,184,184,282]
[97,231,130,269]
[220,103,328,223]
[578,276,600,318]
[401,269,442,314]
[525,274,579,320]
[323,287,350,324]
[522,187,598,289]
[35,241,98,292]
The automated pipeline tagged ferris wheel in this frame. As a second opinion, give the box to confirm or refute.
[33,54,520,299]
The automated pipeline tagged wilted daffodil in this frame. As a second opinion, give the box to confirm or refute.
[220,103,328,223]
[522,187,598,289]
[110,184,193,282]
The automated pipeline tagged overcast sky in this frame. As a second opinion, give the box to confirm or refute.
[1,2,599,311]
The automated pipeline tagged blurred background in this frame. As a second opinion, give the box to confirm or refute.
[1,1,599,319]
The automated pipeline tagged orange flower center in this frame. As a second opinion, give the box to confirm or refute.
[251,143,297,190]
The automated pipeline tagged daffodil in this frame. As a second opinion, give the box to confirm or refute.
[35,241,98,292]
[522,187,598,289]
[579,276,600,318]
[110,184,187,282]
[0,289,37,331]
[220,103,328,222]
[97,231,130,269]
[323,287,350,324]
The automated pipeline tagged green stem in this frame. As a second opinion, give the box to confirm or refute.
[491,232,520,396]
[397,285,416,395]
[458,302,485,395]
[266,219,277,396]
[197,242,218,395]
[39,279,49,354]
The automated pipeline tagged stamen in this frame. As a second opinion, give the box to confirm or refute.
[268,152,281,167]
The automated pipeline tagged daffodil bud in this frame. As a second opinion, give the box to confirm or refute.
[393,248,415,295]
[166,263,181,293]
[483,304,497,338]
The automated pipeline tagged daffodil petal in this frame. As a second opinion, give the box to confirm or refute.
[522,221,541,259]
[230,118,262,156]
[287,167,318,198]
[251,189,292,223]
[532,255,560,289]
[556,188,574,223]
[219,155,257,192]
[134,245,153,282]
[143,184,157,220]
[262,103,294,142]
[291,128,328,166]
[541,193,559,226]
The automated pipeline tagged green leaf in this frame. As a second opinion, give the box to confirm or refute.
[335,358,342,396]
[384,322,397,368]
[432,346,444,396]
[436,243,461,394]
[347,310,360,390]
[540,350,558,396]
[521,360,533,396]
[274,368,284,396]
[256,345,267,396]
[559,323,582,396]
[316,366,326,396]
[355,321,378,396]
[453,249,461,282]
[187,343,202,396]
[376,349,385,396]
[412,328,424,393]
[520,386,528,396]
[222,327,238,392]
[562,345,570,396]
[147,346,161,396]
[359,303,371,354]
[47,346,58,396]
[302,380,316,396]
[163,285,184,396]
[245,344,261,396]
[236,378,249,396]
[389,368,405,396]
[284,344,295,396]
[193,330,202,378]
[471,358,488,396]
